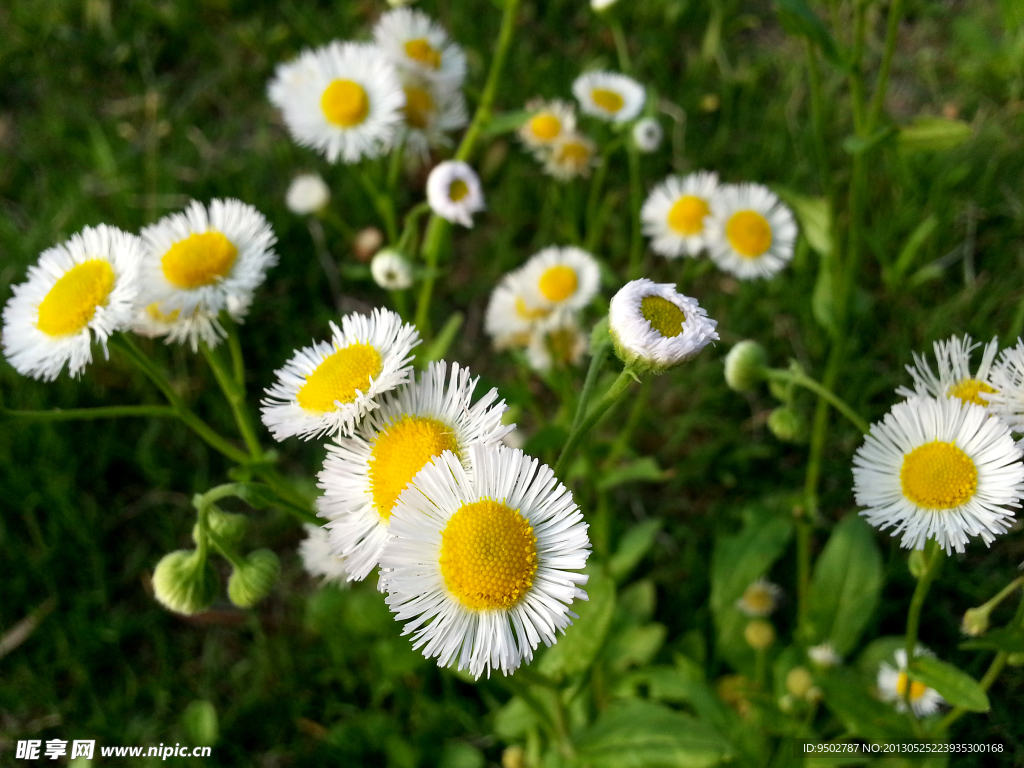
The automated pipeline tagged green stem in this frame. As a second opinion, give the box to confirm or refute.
[2,404,176,421]
[201,342,263,460]
[803,337,845,518]
[796,517,812,639]
[805,41,831,198]
[226,322,246,390]
[978,576,1024,613]
[571,340,609,435]
[553,368,636,479]
[766,368,870,435]
[626,142,644,279]
[357,169,398,243]
[847,3,868,135]
[868,0,904,130]
[413,216,451,334]
[609,18,632,73]
[903,540,943,707]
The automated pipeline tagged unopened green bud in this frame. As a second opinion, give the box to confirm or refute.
[777,694,795,713]
[960,606,991,637]
[502,745,526,768]
[744,619,775,650]
[152,550,218,616]
[786,666,814,699]
[1007,652,1024,666]
[227,549,280,608]
[724,340,768,392]
[192,508,248,548]
[768,406,805,442]
[908,549,927,578]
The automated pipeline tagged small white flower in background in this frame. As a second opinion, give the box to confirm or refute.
[137,199,277,350]
[396,74,468,163]
[543,132,598,181]
[517,246,601,315]
[286,173,331,215]
[705,183,798,280]
[572,71,646,123]
[379,444,591,678]
[736,577,782,617]
[371,249,415,290]
[853,396,1024,554]
[267,41,406,164]
[373,8,467,88]
[2,225,142,381]
[518,99,577,156]
[299,524,351,586]
[260,308,420,441]
[591,0,621,10]
[877,646,945,717]
[986,339,1024,434]
[526,312,589,373]
[896,334,999,409]
[641,171,719,259]
[318,361,512,582]
[484,271,549,351]
[632,117,663,153]
[807,643,842,669]
[609,278,719,372]
[426,160,485,227]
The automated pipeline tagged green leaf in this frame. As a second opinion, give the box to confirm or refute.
[439,742,485,768]
[481,109,530,137]
[780,193,833,257]
[598,457,667,490]
[811,253,838,338]
[807,515,883,655]
[885,214,938,289]
[960,626,1024,653]
[774,0,847,70]
[572,700,734,768]
[605,623,667,673]
[909,656,990,712]
[419,312,464,365]
[492,697,537,740]
[538,566,616,679]
[818,669,916,741]
[609,520,662,581]
[710,510,793,616]
[841,126,897,156]
[898,117,973,153]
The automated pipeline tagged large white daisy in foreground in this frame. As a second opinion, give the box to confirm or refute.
[641,171,719,259]
[853,396,1024,554]
[877,646,945,717]
[706,183,797,279]
[896,334,999,408]
[380,444,591,678]
[318,361,512,582]
[3,225,142,381]
[572,71,645,123]
[260,308,419,441]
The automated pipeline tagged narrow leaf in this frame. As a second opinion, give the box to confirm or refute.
[898,117,972,153]
[598,457,667,491]
[609,519,662,581]
[909,656,990,712]
[960,627,1024,653]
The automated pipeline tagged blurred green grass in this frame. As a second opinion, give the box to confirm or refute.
[2,0,1024,764]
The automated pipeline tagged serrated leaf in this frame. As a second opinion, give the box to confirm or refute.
[609,520,662,582]
[775,0,847,70]
[598,457,667,491]
[960,627,1024,653]
[898,117,972,153]
[537,566,615,679]
[909,656,989,712]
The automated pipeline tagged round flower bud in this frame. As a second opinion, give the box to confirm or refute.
[744,619,775,650]
[807,643,842,669]
[353,227,384,262]
[227,549,280,608]
[767,406,805,443]
[907,549,927,578]
[724,340,767,392]
[785,666,814,699]
[502,745,526,768]
[1007,652,1024,666]
[371,249,414,291]
[777,694,795,713]
[285,173,330,216]
[192,508,248,548]
[806,686,823,704]
[152,550,218,616]
[960,606,991,637]
[632,117,663,154]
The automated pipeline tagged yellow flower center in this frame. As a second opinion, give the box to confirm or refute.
[404,38,442,69]
[161,231,238,289]
[449,179,469,202]
[947,378,997,406]
[555,140,591,167]
[403,85,434,130]
[321,79,370,128]
[145,303,180,323]
[900,440,978,509]
[896,672,928,702]
[368,415,459,521]
[640,295,686,338]
[36,259,115,337]
[591,87,624,114]
[440,499,538,611]
[741,585,775,614]
[514,298,550,321]
[295,343,383,413]
[538,265,578,303]
[667,195,710,236]
[726,210,773,258]
[528,113,561,141]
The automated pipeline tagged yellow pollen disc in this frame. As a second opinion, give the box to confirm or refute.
[640,295,687,338]
[538,265,578,303]
[403,86,434,129]
[145,303,180,323]
[161,231,238,289]
[368,415,459,521]
[667,195,710,236]
[726,210,773,258]
[556,141,591,167]
[896,672,928,702]
[514,297,551,321]
[296,343,383,413]
[741,586,774,614]
[321,79,370,128]
[440,499,538,611]
[449,179,469,202]
[948,378,997,406]
[404,38,442,69]
[591,87,624,114]
[529,113,561,141]
[36,259,115,337]
[900,440,978,510]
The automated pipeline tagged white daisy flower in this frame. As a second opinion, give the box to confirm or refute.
[298,524,350,586]
[286,173,331,215]
[542,132,598,181]
[987,339,1024,434]
[572,71,645,123]
[518,99,577,155]
[735,577,782,617]
[379,444,591,678]
[807,643,842,669]
[706,183,798,279]
[518,246,601,315]
[267,41,406,164]
[632,117,663,153]
[2,225,142,381]
[896,334,1000,409]
[853,396,1024,554]
[877,646,945,717]
[641,171,719,259]
[608,278,719,371]
[397,73,468,163]
[371,248,415,290]
[373,8,467,87]
[260,308,420,441]
[317,361,513,582]
[129,302,228,351]
[426,160,485,227]
[138,199,277,350]
[484,271,552,351]
[526,312,588,374]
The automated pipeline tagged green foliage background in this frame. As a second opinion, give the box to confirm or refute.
[2,0,1024,765]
